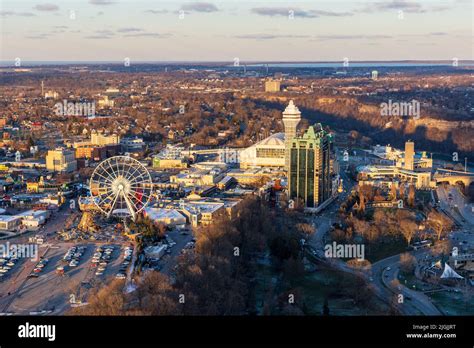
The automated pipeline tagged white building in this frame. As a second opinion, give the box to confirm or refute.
[0,216,22,231]
[144,245,167,260]
[143,207,186,228]
[16,210,50,227]
[46,148,77,173]
[120,137,145,152]
[239,133,286,169]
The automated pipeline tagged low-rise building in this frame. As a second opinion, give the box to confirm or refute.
[265,79,281,92]
[357,165,434,189]
[121,137,145,152]
[143,207,186,228]
[153,158,187,169]
[90,130,120,146]
[46,148,77,173]
[180,201,225,227]
[0,215,21,231]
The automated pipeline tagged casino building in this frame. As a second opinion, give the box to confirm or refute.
[239,100,301,170]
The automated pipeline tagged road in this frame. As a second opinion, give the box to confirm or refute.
[156,229,193,276]
[437,186,474,226]
[370,250,442,315]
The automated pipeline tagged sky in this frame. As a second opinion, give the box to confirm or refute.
[0,0,472,62]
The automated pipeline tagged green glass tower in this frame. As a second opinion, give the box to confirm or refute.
[288,123,333,208]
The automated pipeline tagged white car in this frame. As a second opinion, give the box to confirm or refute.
[115,273,126,279]
[95,271,103,276]
[69,261,78,267]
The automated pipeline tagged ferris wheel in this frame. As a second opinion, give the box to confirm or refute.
[89,156,153,220]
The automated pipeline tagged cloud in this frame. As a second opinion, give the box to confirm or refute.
[96,29,115,35]
[234,34,311,40]
[85,29,115,39]
[180,2,218,13]
[25,33,51,39]
[145,9,169,14]
[122,32,172,38]
[362,1,451,13]
[233,33,391,41]
[0,10,35,17]
[34,4,59,11]
[117,27,143,33]
[89,0,117,5]
[84,34,114,39]
[313,34,393,40]
[251,7,353,18]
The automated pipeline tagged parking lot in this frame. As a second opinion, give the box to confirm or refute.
[0,241,129,315]
[0,206,197,315]
[151,228,194,275]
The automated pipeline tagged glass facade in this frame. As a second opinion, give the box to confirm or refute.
[256,148,285,159]
[287,124,332,208]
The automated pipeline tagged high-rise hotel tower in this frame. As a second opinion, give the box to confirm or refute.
[288,123,333,208]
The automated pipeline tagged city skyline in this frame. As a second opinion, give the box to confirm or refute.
[1,0,472,62]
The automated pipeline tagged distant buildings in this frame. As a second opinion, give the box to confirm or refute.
[70,130,121,160]
[153,144,187,169]
[120,137,145,153]
[90,130,120,146]
[288,123,333,208]
[358,141,435,189]
[74,143,107,161]
[97,95,114,108]
[370,143,433,170]
[265,79,281,92]
[46,148,77,173]
[44,90,59,99]
[105,87,120,95]
[404,140,415,171]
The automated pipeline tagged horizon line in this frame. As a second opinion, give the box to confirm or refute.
[2,59,474,64]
